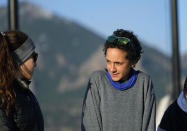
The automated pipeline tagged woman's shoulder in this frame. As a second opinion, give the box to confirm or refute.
[136,70,152,81]
[90,70,107,79]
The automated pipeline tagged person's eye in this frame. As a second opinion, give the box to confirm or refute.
[106,60,110,63]
[116,62,122,65]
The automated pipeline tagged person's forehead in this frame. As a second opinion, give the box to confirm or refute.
[106,48,127,56]
[106,48,129,61]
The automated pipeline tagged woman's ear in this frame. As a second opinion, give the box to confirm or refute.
[131,64,135,68]
[130,60,138,68]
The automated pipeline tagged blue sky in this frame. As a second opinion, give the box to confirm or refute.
[1,0,187,55]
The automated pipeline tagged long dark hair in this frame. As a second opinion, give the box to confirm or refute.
[0,31,28,115]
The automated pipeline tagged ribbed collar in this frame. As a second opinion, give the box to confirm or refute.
[177,91,187,113]
[16,78,31,89]
[106,68,138,91]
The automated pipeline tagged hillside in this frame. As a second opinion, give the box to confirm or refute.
[0,2,186,131]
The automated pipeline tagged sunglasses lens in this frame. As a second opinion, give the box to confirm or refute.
[33,53,38,62]
[107,36,116,42]
[119,38,129,45]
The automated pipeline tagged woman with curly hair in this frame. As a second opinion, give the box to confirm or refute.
[81,29,156,131]
[0,30,44,131]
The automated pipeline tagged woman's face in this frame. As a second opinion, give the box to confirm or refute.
[105,48,135,81]
[20,57,36,80]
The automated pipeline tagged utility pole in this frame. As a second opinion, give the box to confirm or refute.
[170,0,181,102]
[8,0,19,30]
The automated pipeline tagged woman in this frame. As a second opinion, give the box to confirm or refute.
[81,29,156,131]
[0,31,44,131]
[158,77,187,131]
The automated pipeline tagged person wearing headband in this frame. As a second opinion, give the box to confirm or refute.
[158,77,187,131]
[0,31,44,131]
[81,29,156,131]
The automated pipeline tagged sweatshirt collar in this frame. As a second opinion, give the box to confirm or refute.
[106,68,138,91]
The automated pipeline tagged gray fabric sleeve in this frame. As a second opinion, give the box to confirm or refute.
[142,76,156,131]
[0,109,14,131]
[81,73,102,131]
[157,126,167,131]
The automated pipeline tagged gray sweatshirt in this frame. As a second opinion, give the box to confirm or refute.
[81,70,156,131]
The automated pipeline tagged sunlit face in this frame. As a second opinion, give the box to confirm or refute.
[20,57,36,80]
[106,48,135,82]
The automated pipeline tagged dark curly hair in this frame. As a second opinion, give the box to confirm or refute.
[103,29,142,62]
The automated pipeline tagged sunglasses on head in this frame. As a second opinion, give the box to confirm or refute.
[107,35,130,45]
